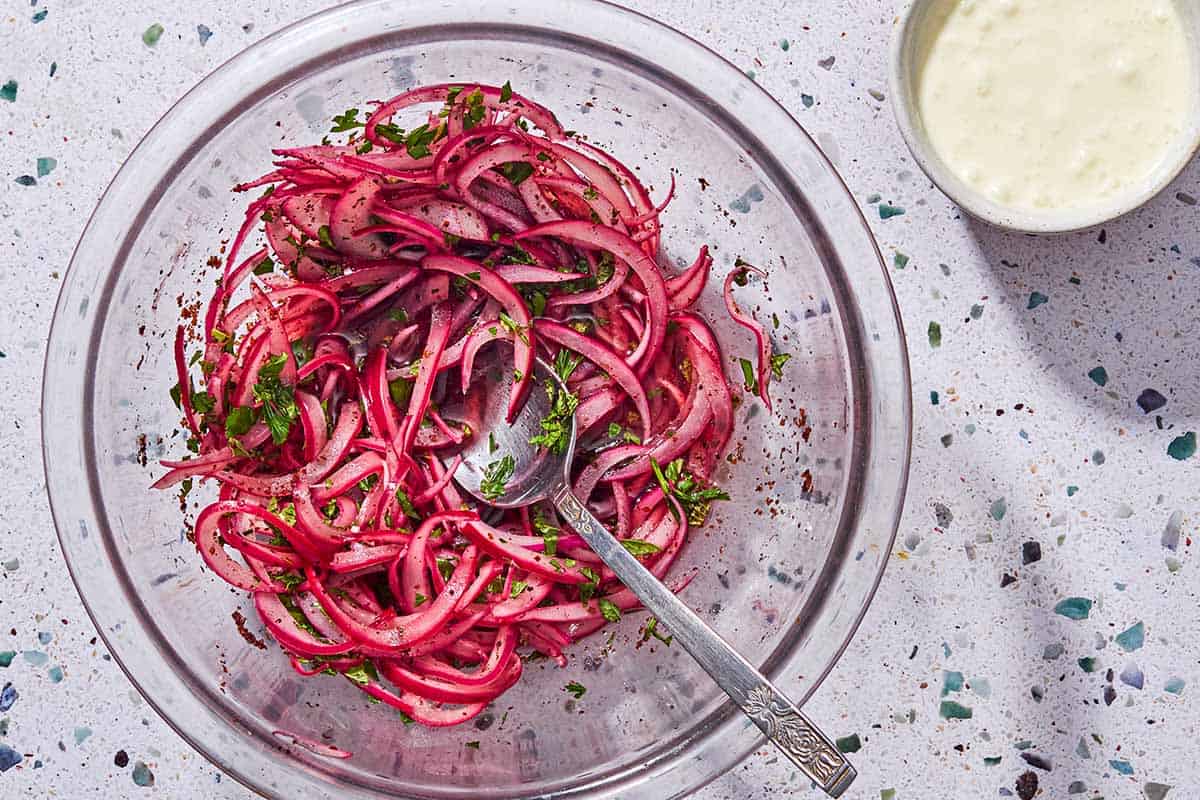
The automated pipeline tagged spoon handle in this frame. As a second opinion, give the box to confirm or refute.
[552,486,856,798]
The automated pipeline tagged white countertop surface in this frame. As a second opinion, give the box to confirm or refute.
[0,1,1196,798]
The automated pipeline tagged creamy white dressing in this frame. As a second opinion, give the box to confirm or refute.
[916,0,1194,213]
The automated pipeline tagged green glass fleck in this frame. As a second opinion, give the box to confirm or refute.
[1053,597,1092,620]
[989,497,1006,521]
[1027,291,1049,309]
[835,734,861,753]
[939,700,972,719]
[36,157,56,178]
[0,80,16,103]
[1087,366,1108,387]
[1077,656,1098,673]
[1114,620,1144,652]
[941,670,964,696]
[893,251,909,269]
[927,321,942,348]
[143,23,165,47]
[879,203,905,219]
[1167,431,1196,461]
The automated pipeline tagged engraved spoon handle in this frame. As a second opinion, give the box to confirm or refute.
[553,485,856,797]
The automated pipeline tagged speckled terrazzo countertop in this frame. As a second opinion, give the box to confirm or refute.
[1,1,1196,798]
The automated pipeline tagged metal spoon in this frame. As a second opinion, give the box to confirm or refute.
[452,357,856,797]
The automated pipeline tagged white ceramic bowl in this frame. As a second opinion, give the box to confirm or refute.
[889,0,1200,234]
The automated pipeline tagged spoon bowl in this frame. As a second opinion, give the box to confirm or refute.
[454,355,571,508]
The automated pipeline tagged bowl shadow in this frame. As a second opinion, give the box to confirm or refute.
[962,155,1200,431]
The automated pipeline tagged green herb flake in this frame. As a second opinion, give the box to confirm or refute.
[480,454,516,501]
[564,681,587,699]
[498,312,530,345]
[465,740,481,750]
[225,405,256,438]
[375,123,405,144]
[528,378,579,455]
[499,81,513,103]
[598,598,621,623]
[331,108,364,133]
[404,123,438,159]
[395,487,420,520]
[253,355,299,445]
[620,539,661,557]
[316,225,336,250]
[499,161,535,186]
[642,617,673,646]
[509,581,529,599]
[190,391,215,415]
[343,660,380,686]
[389,377,414,406]
[770,352,792,380]
[738,358,758,393]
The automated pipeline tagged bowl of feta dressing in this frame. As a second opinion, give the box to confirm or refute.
[890,0,1200,233]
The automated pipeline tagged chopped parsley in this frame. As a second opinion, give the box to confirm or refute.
[291,338,313,367]
[413,593,427,606]
[578,566,600,603]
[607,422,641,444]
[316,224,336,250]
[509,581,528,599]
[389,377,414,406]
[620,539,661,557]
[498,161,534,185]
[499,80,513,103]
[498,311,530,344]
[528,378,579,455]
[738,357,757,393]
[564,681,587,699]
[191,391,215,415]
[480,454,516,501]
[533,510,559,555]
[597,598,621,623]
[462,88,487,128]
[404,123,439,159]
[225,405,256,438]
[436,557,456,582]
[501,243,537,266]
[770,352,792,380]
[253,353,299,445]
[330,108,364,132]
[275,571,304,590]
[552,349,583,382]
[375,123,406,144]
[169,382,182,410]
[641,617,673,647]
[343,660,380,686]
[650,457,730,526]
[395,486,419,520]
[488,431,499,454]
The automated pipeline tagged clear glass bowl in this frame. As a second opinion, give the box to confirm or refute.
[42,1,911,798]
